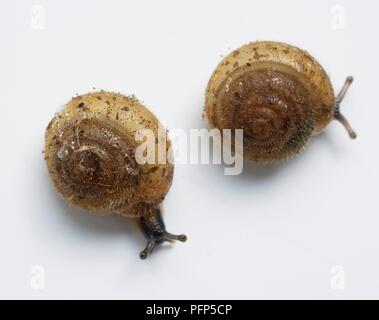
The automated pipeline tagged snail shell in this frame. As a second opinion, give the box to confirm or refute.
[44,91,173,218]
[205,41,355,163]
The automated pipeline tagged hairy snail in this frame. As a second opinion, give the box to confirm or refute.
[44,91,186,259]
[205,41,356,163]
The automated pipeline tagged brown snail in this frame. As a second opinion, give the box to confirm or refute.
[205,41,356,163]
[44,91,186,259]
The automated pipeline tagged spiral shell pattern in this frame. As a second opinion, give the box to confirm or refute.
[218,67,314,161]
[53,116,139,210]
[45,92,173,217]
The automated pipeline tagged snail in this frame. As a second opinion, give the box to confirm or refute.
[44,91,187,259]
[205,41,356,163]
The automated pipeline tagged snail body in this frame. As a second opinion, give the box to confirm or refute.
[45,91,186,259]
[205,41,356,163]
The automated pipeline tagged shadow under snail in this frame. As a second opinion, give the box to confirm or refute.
[44,91,187,259]
[205,41,356,163]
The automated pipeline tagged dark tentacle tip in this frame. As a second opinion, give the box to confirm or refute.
[139,240,155,260]
[349,131,357,140]
[139,251,148,260]
[178,234,187,242]
[164,233,187,242]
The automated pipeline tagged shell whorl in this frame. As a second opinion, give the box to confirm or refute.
[216,66,315,162]
[52,115,139,211]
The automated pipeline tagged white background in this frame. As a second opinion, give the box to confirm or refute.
[1,0,378,299]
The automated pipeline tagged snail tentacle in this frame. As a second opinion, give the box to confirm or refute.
[138,208,187,260]
[334,76,357,139]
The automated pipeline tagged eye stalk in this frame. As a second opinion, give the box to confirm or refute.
[334,76,357,139]
[138,208,187,259]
